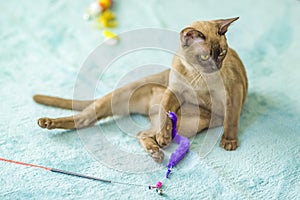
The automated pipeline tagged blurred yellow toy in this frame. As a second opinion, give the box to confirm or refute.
[84,0,118,44]
[98,10,117,28]
[103,29,119,45]
[84,0,117,28]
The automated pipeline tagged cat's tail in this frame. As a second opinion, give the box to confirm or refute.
[33,95,94,111]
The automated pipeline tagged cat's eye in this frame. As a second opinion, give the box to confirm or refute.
[200,54,209,61]
[197,32,206,40]
[219,49,227,56]
[186,30,205,40]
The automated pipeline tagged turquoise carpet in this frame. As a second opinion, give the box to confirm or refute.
[1,0,299,199]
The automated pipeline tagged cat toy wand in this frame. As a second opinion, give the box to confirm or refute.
[0,157,163,194]
[0,113,187,195]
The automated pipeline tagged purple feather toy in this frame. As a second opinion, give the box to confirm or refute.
[166,112,190,178]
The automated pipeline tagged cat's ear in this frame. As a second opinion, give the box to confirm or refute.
[216,17,239,35]
[180,27,206,47]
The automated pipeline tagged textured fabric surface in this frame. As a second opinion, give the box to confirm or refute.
[0,0,299,199]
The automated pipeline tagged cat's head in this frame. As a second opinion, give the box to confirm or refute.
[179,17,239,73]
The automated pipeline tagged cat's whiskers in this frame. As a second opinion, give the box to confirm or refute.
[190,74,202,88]
[189,75,198,87]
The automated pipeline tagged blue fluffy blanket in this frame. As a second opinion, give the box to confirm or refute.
[0,0,299,199]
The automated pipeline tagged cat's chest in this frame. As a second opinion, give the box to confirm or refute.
[170,75,226,113]
[183,87,223,104]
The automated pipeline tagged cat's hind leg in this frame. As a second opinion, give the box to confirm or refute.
[37,105,98,129]
[36,85,155,130]
[37,70,170,130]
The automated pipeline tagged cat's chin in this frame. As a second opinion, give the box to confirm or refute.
[190,65,220,74]
[198,61,222,74]
[199,64,220,74]
[200,67,220,74]
[188,66,220,75]
[180,59,220,74]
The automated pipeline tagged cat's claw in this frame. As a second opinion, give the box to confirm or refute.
[156,131,172,148]
[155,119,173,148]
[149,149,164,163]
[220,137,238,151]
[38,118,53,129]
[137,130,164,163]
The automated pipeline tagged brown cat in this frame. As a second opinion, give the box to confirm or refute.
[34,17,248,163]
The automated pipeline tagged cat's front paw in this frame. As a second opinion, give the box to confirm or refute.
[149,149,164,163]
[156,129,172,148]
[137,130,165,163]
[220,137,238,151]
[38,118,54,129]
